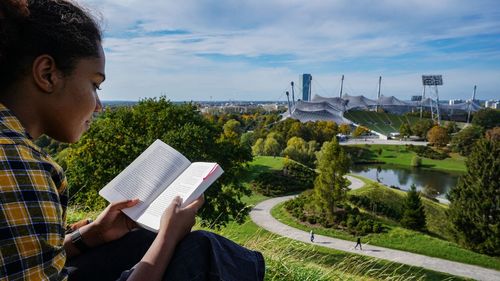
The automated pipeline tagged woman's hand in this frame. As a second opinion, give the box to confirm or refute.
[159,195,204,244]
[81,199,139,247]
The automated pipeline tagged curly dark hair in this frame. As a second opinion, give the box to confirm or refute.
[0,0,102,92]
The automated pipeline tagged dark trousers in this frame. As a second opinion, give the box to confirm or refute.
[66,229,265,281]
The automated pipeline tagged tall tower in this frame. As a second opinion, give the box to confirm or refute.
[421,75,443,125]
[302,74,312,101]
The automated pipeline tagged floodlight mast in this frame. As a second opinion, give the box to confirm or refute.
[467,85,477,124]
[291,81,295,106]
[376,76,382,112]
[339,74,344,98]
[421,75,443,125]
[434,85,441,125]
[286,91,292,115]
[420,86,426,119]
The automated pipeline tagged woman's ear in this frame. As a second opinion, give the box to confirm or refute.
[32,55,61,93]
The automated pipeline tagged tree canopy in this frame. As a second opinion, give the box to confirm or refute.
[472,108,500,130]
[447,138,500,255]
[313,138,351,218]
[411,119,434,139]
[65,97,252,228]
[427,125,450,147]
[400,184,427,232]
[450,125,483,156]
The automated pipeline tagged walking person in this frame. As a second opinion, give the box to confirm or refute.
[0,1,265,280]
[354,237,362,250]
[310,230,315,242]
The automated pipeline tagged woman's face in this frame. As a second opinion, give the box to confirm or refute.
[44,45,105,143]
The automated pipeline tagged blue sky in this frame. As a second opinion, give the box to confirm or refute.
[82,0,500,101]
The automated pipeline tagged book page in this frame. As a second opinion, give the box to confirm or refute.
[99,140,191,218]
[142,162,219,218]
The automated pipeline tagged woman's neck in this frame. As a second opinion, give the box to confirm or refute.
[0,85,44,139]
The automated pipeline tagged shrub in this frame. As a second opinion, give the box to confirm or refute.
[283,158,317,187]
[407,145,448,160]
[348,194,401,220]
[252,167,313,196]
[411,156,422,167]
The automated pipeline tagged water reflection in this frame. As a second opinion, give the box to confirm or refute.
[351,164,462,196]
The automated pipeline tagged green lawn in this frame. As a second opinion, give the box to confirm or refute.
[271,178,500,271]
[347,144,466,172]
[201,195,468,281]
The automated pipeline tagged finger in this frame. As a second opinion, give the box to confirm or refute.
[125,217,138,231]
[169,196,183,209]
[109,198,140,211]
[185,195,204,212]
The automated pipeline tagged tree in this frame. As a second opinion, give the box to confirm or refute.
[339,124,351,135]
[450,125,483,156]
[312,121,338,144]
[222,119,242,140]
[263,135,281,157]
[447,138,500,255]
[352,126,369,138]
[66,97,252,228]
[472,108,500,130]
[427,125,450,147]
[411,119,434,139]
[251,138,264,156]
[240,131,255,149]
[411,156,422,167]
[485,127,500,142]
[314,138,351,218]
[400,184,427,232]
[399,122,412,139]
[282,137,317,167]
[445,121,459,135]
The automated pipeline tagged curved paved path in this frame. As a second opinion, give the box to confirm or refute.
[250,177,500,281]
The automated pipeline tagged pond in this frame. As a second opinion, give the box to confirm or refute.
[350,164,463,197]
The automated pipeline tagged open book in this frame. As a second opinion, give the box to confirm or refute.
[99,139,223,232]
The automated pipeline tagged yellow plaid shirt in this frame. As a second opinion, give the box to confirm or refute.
[0,103,68,280]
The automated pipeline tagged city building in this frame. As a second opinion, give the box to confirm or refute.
[302,74,312,101]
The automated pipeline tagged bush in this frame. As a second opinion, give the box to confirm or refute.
[283,158,317,187]
[285,190,388,235]
[411,156,422,167]
[255,160,316,196]
[348,194,402,220]
[407,144,448,160]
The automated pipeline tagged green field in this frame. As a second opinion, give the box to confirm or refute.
[347,144,466,172]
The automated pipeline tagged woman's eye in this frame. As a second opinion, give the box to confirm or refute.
[94,84,102,91]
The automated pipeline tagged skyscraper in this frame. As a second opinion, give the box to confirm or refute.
[302,74,312,101]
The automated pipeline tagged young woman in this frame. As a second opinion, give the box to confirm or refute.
[0,1,265,280]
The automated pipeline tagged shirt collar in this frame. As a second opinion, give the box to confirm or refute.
[0,103,46,155]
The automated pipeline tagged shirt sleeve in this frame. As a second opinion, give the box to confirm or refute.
[0,144,68,280]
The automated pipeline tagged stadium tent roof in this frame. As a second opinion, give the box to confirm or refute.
[294,99,344,113]
[283,94,483,124]
[311,95,345,108]
[378,95,410,106]
[343,94,378,109]
[283,108,352,124]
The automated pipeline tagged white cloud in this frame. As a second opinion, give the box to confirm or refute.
[81,0,500,100]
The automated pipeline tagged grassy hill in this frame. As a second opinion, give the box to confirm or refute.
[67,156,494,279]
[272,175,500,271]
